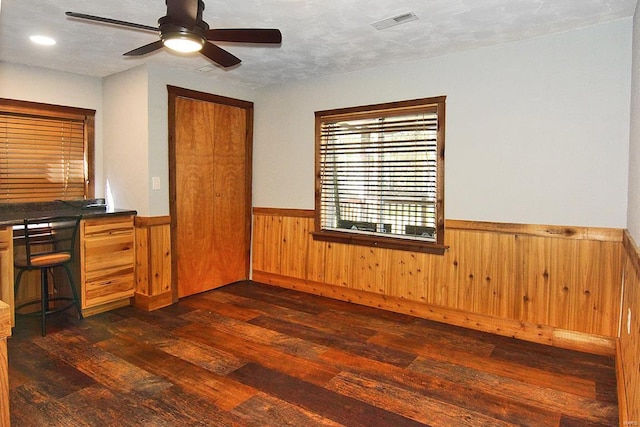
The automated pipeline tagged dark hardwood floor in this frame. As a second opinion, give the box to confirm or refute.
[8,281,618,426]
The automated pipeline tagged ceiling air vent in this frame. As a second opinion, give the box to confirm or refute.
[372,12,418,30]
[196,65,216,73]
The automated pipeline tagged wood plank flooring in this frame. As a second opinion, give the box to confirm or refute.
[8,281,618,426]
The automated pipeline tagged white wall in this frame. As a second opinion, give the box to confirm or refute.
[628,2,640,241]
[2,60,256,217]
[0,62,104,197]
[1,18,633,226]
[253,19,632,228]
[104,64,258,217]
[103,65,150,214]
[101,64,256,217]
[146,64,257,216]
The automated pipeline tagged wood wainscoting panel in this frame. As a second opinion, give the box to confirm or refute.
[134,216,172,311]
[516,235,622,337]
[619,231,640,424]
[252,208,623,353]
[281,215,310,280]
[252,213,283,277]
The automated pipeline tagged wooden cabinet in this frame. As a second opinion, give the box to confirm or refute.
[80,215,135,315]
[0,228,13,326]
[0,216,134,321]
[0,301,9,426]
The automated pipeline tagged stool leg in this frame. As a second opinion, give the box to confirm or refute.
[63,264,83,320]
[14,269,25,296]
[40,268,48,337]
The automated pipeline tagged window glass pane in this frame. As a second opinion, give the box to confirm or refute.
[317,102,442,245]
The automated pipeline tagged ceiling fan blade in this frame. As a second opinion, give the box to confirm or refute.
[165,0,200,27]
[124,40,164,56]
[65,12,158,32]
[201,42,241,68]
[206,29,282,44]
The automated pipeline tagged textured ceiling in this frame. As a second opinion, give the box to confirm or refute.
[0,0,636,88]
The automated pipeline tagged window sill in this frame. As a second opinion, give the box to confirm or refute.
[312,230,448,255]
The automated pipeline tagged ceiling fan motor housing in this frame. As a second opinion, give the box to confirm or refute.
[159,0,209,51]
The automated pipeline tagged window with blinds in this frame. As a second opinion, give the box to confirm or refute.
[314,96,446,253]
[0,99,95,203]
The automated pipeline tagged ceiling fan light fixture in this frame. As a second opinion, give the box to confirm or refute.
[162,32,204,53]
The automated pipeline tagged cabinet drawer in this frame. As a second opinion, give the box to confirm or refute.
[83,234,134,274]
[82,216,134,275]
[83,216,134,236]
[80,215,136,311]
[84,274,135,308]
[84,263,134,284]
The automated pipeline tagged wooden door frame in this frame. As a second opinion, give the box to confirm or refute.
[167,85,254,302]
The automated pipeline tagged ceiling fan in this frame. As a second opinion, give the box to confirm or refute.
[65,0,282,68]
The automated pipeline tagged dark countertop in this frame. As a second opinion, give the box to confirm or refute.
[0,199,137,227]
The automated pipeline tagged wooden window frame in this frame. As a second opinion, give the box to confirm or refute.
[313,96,446,255]
[0,98,95,202]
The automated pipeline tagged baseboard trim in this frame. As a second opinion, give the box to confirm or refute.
[615,338,630,426]
[134,291,173,311]
[252,270,616,356]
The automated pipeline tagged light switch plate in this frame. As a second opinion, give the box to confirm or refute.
[152,176,161,190]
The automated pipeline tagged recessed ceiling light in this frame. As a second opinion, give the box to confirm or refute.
[30,35,56,46]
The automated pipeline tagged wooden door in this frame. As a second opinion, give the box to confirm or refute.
[169,87,252,298]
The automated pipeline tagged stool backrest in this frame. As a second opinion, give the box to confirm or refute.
[13,216,81,267]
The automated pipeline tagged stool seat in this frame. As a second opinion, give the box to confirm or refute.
[15,252,71,268]
[13,216,83,336]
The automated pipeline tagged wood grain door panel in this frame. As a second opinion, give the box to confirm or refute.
[172,90,251,298]
[210,103,248,286]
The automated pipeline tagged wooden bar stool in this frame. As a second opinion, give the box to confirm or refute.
[13,216,83,336]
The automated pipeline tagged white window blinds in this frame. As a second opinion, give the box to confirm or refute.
[317,99,444,246]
